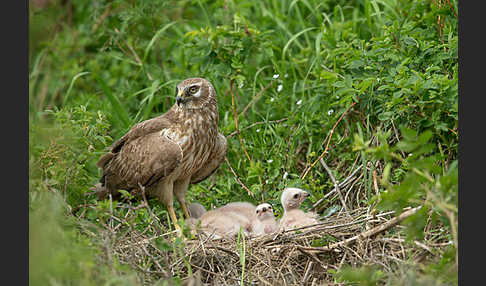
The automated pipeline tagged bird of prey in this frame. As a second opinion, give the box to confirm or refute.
[279,187,319,231]
[91,78,227,232]
[252,203,278,236]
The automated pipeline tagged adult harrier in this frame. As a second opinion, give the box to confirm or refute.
[92,78,227,232]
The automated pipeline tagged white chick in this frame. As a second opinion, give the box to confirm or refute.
[279,187,319,231]
[252,203,279,236]
[198,209,251,239]
[217,202,257,222]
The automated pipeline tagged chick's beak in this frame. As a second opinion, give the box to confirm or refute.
[300,191,310,203]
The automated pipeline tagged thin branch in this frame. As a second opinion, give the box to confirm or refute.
[137,182,161,225]
[239,79,277,117]
[319,158,351,216]
[224,157,254,197]
[226,118,288,138]
[444,0,458,18]
[301,101,357,179]
[299,206,422,252]
[114,28,153,81]
[310,164,363,211]
[229,80,252,162]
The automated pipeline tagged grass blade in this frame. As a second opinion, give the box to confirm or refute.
[95,74,131,128]
[282,27,317,61]
[143,21,178,64]
[63,72,91,105]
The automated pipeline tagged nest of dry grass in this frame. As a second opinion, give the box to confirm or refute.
[73,163,453,285]
[85,203,450,286]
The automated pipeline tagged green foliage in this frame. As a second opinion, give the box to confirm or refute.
[30,192,139,286]
[29,0,457,284]
[30,105,112,206]
[354,125,457,240]
[334,265,385,286]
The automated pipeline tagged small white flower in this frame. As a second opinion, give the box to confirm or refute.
[336,95,339,99]
[256,129,261,133]
[409,153,413,157]
[284,74,289,78]
[296,99,302,105]
[328,109,334,115]
[283,172,289,179]
[277,84,283,92]
[273,74,280,79]
[449,240,454,245]
[270,97,275,102]
[239,82,244,88]
[267,159,273,163]
[265,179,269,184]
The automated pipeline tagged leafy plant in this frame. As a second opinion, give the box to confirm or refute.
[29,0,457,284]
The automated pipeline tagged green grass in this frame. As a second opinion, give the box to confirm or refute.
[29,0,457,284]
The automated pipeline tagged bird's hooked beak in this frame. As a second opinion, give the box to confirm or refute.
[176,89,184,107]
[300,191,310,203]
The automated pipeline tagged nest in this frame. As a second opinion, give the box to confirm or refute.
[91,204,449,286]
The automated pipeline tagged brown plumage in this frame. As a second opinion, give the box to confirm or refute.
[279,187,320,231]
[92,78,227,233]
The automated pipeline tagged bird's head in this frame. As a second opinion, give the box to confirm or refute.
[255,203,275,220]
[175,77,215,109]
[281,187,310,211]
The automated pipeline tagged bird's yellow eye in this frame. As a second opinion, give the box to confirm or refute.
[189,85,199,94]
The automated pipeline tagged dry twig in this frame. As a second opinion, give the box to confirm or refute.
[319,158,351,216]
[224,157,254,197]
[301,101,357,179]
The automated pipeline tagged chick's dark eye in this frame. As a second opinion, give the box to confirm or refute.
[293,194,299,199]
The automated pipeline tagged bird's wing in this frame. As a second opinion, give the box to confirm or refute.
[103,131,182,189]
[97,111,175,169]
[111,112,175,153]
[190,132,227,183]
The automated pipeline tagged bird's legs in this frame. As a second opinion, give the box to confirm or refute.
[155,180,181,234]
[167,205,181,233]
[174,178,191,219]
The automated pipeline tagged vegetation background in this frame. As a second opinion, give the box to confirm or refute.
[29,0,458,285]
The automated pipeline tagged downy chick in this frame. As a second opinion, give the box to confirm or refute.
[252,203,278,236]
[279,187,319,231]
